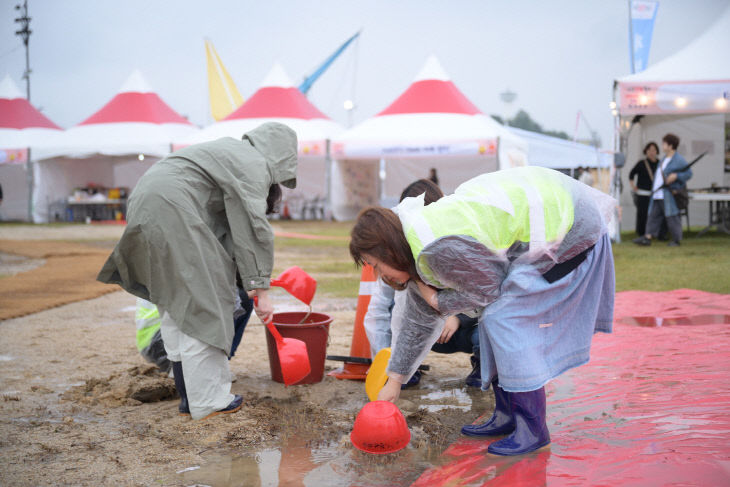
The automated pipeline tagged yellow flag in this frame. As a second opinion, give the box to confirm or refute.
[205,39,244,121]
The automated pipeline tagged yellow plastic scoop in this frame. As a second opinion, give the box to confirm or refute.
[365,347,391,401]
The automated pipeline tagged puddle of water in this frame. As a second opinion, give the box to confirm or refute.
[166,441,446,487]
[618,314,730,327]
[419,388,473,412]
[159,383,494,487]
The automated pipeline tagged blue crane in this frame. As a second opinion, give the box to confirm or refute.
[298,31,360,95]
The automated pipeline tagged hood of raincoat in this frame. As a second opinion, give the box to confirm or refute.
[242,122,298,189]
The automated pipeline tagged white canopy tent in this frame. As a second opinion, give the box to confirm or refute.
[330,56,528,220]
[510,127,613,193]
[178,63,344,219]
[509,127,611,170]
[614,5,730,229]
[33,70,198,222]
[0,75,63,221]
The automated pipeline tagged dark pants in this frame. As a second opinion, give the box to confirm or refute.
[646,201,682,243]
[230,290,253,358]
[431,325,479,356]
[635,195,651,236]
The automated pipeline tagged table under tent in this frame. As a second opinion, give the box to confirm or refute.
[177,62,343,221]
[33,70,198,223]
[614,4,730,234]
[330,56,528,221]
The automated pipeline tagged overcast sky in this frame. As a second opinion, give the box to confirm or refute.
[1,0,729,148]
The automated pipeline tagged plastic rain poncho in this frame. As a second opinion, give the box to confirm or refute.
[97,122,298,353]
[387,166,616,382]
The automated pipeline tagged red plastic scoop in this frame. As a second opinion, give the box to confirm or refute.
[265,318,311,386]
[271,266,317,306]
[254,296,311,386]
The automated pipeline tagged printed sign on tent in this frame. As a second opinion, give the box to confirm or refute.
[0,148,28,164]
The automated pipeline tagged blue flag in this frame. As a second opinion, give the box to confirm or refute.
[630,1,659,73]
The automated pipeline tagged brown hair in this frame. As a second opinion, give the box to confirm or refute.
[349,206,418,279]
[399,178,443,204]
[662,133,680,150]
[643,141,659,155]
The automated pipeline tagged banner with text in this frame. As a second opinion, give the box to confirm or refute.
[630,0,659,73]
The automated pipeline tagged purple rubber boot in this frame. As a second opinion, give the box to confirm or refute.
[461,378,515,437]
[487,386,550,456]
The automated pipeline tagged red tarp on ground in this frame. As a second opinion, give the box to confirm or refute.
[412,290,730,486]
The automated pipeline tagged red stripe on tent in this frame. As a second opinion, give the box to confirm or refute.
[0,98,61,129]
[224,86,329,121]
[378,79,482,116]
[79,92,192,126]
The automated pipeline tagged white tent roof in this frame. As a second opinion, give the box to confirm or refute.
[43,70,198,159]
[618,5,730,83]
[333,56,527,162]
[179,63,343,156]
[510,127,611,169]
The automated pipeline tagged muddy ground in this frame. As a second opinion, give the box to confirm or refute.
[0,224,493,486]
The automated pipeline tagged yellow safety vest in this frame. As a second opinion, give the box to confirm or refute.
[399,167,575,287]
[135,298,161,352]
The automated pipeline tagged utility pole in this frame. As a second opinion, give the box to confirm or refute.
[15,0,33,222]
[14,0,32,100]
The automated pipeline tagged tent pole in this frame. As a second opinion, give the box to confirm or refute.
[325,139,331,219]
[26,147,33,222]
[628,0,636,74]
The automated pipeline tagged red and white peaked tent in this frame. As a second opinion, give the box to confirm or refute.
[52,69,197,158]
[33,70,198,222]
[179,63,344,218]
[0,75,63,220]
[0,74,61,154]
[330,56,528,220]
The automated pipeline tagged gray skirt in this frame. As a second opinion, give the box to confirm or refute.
[479,233,615,392]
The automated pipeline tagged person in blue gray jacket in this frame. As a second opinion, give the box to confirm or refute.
[633,133,692,247]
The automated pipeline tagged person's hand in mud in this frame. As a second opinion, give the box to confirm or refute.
[253,289,273,323]
[437,315,459,344]
[378,377,402,402]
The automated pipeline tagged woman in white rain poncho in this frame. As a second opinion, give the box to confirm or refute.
[98,122,298,420]
[349,166,616,456]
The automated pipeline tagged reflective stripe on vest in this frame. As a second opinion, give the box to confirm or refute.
[400,167,575,287]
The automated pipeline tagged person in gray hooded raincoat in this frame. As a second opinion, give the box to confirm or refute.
[97,122,298,420]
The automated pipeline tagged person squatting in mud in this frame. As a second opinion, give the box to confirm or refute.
[363,178,481,390]
[97,122,298,420]
[349,166,616,456]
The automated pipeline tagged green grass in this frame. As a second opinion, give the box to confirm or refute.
[612,229,730,293]
[6,220,728,296]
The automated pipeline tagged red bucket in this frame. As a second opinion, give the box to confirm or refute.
[265,312,332,385]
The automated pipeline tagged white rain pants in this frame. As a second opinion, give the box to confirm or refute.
[160,312,234,420]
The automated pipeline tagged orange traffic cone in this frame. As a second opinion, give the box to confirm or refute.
[328,264,376,380]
